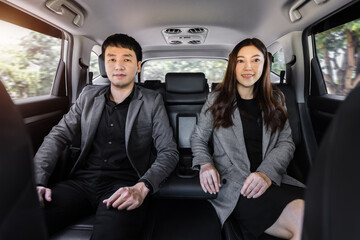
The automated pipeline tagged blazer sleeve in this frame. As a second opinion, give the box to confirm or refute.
[33,88,85,186]
[139,93,179,193]
[257,106,295,185]
[191,94,215,170]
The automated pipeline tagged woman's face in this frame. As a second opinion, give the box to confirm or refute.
[235,45,265,95]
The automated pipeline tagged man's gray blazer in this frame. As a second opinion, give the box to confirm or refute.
[191,92,304,226]
[34,85,179,193]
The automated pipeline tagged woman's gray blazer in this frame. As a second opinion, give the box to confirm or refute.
[191,92,305,226]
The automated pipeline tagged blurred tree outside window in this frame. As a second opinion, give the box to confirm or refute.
[142,59,227,89]
[0,20,61,99]
[315,18,360,96]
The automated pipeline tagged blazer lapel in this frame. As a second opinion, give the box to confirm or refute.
[83,95,105,147]
[231,108,251,171]
[125,87,143,148]
[262,112,271,159]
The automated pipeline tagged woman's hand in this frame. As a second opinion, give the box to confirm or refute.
[241,172,272,198]
[199,163,221,194]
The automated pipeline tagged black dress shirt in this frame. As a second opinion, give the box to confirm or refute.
[75,87,139,186]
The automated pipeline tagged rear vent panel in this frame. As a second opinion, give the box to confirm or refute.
[188,28,205,34]
[162,27,208,45]
[165,28,182,34]
[170,40,182,45]
[188,40,201,44]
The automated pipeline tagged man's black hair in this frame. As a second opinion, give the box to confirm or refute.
[102,33,142,62]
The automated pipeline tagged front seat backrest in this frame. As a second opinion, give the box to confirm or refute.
[302,85,360,240]
[0,82,47,239]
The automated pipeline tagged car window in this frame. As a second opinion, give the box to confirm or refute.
[0,20,62,99]
[272,48,286,77]
[314,18,360,96]
[142,59,227,87]
[89,50,100,79]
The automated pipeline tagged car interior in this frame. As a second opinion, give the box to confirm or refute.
[0,0,359,239]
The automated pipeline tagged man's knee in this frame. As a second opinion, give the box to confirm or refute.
[92,201,149,240]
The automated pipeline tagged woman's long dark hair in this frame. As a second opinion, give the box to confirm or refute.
[208,38,288,134]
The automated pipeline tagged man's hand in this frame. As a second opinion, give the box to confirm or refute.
[103,182,149,211]
[241,172,272,199]
[199,163,221,194]
[37,186,52,207]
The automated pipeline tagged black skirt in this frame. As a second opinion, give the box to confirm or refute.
[231,183,304,239]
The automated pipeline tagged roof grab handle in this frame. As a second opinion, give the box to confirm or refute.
[313,0,327,5]
[46,0,85,27]
[289,0,306,23]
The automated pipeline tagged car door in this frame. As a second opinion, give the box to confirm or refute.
[303,0,360,145]
[0,2,70,153]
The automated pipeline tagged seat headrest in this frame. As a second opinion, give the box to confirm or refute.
[166,73,207,93]
[165,72,208,105]
[98,54,108,78]
[144,80,162,88]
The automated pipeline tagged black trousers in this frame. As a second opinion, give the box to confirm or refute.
[44,178,149,240]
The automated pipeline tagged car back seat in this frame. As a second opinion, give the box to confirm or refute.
[165,72,208,171]
[276,83,309,183]
[143,72,221,240]
[140,77,211,198]
[143,80,165,98]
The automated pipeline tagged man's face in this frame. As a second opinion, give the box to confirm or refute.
[104,46,141,89]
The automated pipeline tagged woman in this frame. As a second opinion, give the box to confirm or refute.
[191,38,305,240]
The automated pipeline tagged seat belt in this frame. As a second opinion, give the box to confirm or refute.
[280,70,285,85]
[285,55,296,85]
[76,58,90,98]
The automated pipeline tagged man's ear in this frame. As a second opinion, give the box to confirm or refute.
[137,61,141,72]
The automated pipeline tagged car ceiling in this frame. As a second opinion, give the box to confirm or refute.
[3,0,353,53]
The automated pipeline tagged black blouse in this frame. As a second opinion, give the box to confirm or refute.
[236,94,263,172]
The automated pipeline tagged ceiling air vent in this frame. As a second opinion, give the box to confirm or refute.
[164,28,182,34]
[169,40,182,45]
[162,27,208,45]
[188,28,205,34]
[188,40,201,44]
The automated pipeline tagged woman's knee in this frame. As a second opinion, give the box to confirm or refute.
[287,199,304,222]
[284,199,305,238]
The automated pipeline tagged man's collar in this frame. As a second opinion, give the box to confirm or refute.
[105,85,135,105]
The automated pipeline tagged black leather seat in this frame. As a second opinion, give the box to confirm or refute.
[0,82,47,239]
[165,72,208,172]
[92,53,110,85]
[302,85,360,240]
[146,72,222,240]
[155,72,212,198]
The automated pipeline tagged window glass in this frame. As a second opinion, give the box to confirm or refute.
[271,48,286,76]
[0,20,62,99]
[89,50,100,79]
[142,59,227,87]
[315,18,360,96]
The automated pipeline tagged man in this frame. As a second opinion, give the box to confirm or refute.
[34,33,178,239]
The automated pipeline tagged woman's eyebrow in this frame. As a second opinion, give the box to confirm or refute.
[237,54,262,58]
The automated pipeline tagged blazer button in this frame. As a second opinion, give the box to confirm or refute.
[222,179,227,184]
